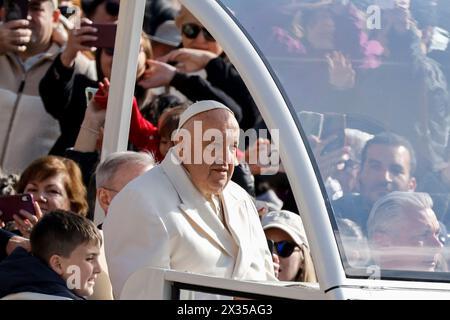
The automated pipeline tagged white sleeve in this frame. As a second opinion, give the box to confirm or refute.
[102,187,170,298]
[246,196,278,281]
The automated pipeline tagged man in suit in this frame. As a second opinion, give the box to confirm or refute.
[103,100,276,299]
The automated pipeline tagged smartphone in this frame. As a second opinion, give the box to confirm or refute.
[298,111,323,138]
[320,113,346,155]
[85,86,98,104]
[4,0,29,22]
[81,22,117,49]
[0,194,36,223]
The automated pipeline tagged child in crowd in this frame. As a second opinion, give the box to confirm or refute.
[0,210,102,300]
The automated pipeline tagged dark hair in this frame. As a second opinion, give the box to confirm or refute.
[158,105,187,139]
[30,210,102,263]
[140,94,187,125]
[360,132,417,175]
[81,0,119,19]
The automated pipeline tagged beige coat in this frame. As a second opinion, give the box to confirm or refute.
[103,150,275,298]
[0,44,95,173]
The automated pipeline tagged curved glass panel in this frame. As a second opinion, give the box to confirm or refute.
[220,0,450,281]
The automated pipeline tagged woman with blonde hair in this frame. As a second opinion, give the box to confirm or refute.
[261,210,317,282]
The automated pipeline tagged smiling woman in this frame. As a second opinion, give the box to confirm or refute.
[15,156,88,217]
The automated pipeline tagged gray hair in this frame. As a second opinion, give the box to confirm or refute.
[367,191,434,240]
[96,151,155,189]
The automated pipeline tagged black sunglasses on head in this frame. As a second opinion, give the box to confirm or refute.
[267,239,298,258]
[181,23,215,42]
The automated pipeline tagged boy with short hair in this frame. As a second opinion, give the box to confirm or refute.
[0,210,102,300]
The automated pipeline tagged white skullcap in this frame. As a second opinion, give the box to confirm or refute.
[178,100,234,129]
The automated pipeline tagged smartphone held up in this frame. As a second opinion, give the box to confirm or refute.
[80,22,117,49]
[298,111,347,155]
[4,0,29,22]
[0,194,36,223]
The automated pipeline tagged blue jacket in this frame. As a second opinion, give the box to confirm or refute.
[0,247,82,300]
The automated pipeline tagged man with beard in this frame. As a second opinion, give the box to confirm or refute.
[332,132,417,235]
[0,0,94,173]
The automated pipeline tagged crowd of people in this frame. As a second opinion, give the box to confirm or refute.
[0,0,449,300]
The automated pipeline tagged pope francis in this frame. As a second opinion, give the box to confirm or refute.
[103,100,276,299]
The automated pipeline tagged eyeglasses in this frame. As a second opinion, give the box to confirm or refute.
[267,240,298,258]
[105,0,120,17]
[181,23,215,42]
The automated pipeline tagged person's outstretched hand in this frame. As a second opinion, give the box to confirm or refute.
[60,18,98,68]
[138,60,176,89]
[159,48,218,73]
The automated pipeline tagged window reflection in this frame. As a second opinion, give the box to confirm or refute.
[223,0,450,278]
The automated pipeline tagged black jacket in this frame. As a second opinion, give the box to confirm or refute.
[39,54,98,156]
[0,247,83,300]
[170,72,243,122]
[205,57,259,130]
[0,229,14,262]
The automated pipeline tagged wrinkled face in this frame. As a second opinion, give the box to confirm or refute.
[374,208,442,272]
[305,10,335,50]
[180,19,223,55]
[24,173,71,214]
[59,242,102,297]
[359,144,415,206]
[265,228,302,281]
[27,0,57,51]
[180,110,239,199]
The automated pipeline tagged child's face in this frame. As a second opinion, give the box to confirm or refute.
[59,241,102,297]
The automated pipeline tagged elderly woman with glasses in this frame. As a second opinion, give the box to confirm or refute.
[261,210,317,282]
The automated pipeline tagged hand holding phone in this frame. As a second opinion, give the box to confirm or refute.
[4,0,29,22]
[80,22,117,49]
[298,111,324,138]
[320,113,347,155]
[0,194,36,223]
